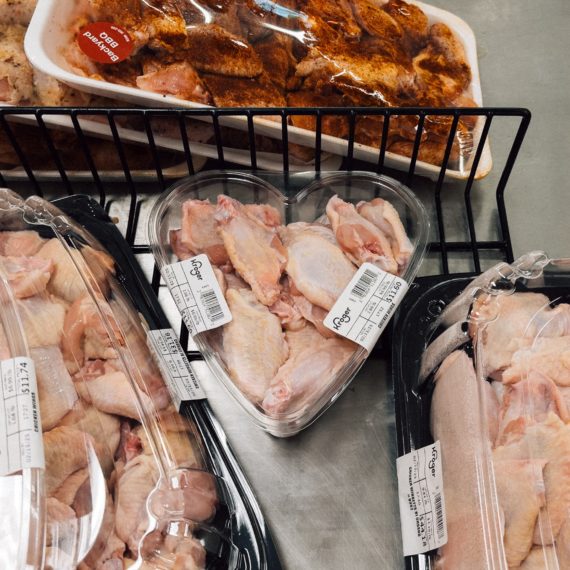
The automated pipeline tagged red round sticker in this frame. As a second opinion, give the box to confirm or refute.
[77,22,133,65]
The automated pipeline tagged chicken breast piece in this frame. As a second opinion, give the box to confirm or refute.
[32,346,78,431]
[215,195,286,306]
[263,327,357,415]
[222,288,288,403]
[350,0,403,42]
[356,198,413,273]
[493,458,547,567]
[0,24,33,104]
[326,196,398,274]
[0,255,53,298]
[0,231,45,257]
[430,351,501,569]
[44,426,92,496]
[175,199,229,266]
[281,222,356,311]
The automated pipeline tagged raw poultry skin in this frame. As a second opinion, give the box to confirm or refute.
[326,195,398,274]
[176,198,230,267]
[493,458,547,567]
[356,197,413,272]
[222,288,289,403]
[0,255,53,298]
[262,325,357,415]
[31,346,78,431]
[502,336,570,387]
[280,222,356,311]
[430,351,498,569]
[215,195,287,306]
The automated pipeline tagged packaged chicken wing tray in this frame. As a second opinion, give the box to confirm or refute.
[393,252,570,569]
[26,0,490,180]
[150,170,428,437]
[0,189,282,569]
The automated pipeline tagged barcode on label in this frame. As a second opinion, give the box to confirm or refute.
[435,492,444,539]
[351,268,378,299]
[200,288,224,322]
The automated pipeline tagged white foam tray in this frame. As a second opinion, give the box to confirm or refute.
[25,0,490,180]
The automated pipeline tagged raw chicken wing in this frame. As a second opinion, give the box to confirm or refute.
[326,196,398,274]
[280,222,356,311]
[356,198,413,271]
[222,288,288,403]
[215,195,286,306]
[263,326,357,415]
[493,458,547,567]
[175,199,229,266]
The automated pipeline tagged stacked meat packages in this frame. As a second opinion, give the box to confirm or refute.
[152,171,427,436]
[0,190,278,570]
[425,255,570,569]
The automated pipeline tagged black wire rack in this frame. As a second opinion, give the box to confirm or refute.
[0,105,531,349]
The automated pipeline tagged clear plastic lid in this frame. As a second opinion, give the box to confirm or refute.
[150,170,428,437]
[0,189,256,568]
[410,252,570,568]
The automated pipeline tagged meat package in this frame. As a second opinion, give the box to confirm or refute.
[27,0,489,178]
[393,252,570,569]
[150,171,428,437]
[0,189,282,569]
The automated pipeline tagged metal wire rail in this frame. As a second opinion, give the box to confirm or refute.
[0,106,530,277]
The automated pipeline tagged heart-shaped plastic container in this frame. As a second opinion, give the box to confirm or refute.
[150,171,429,437]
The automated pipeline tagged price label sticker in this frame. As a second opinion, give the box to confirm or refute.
[162,254,232,336]
[147,328,206,410]
[0,357,44,476]
[397,441,447,556]
[324,263,408,351]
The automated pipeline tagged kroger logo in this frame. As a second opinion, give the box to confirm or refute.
[332,307,351,330]
[189,259,203,281]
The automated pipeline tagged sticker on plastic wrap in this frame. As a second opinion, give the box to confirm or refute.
[323,263,408,351]
[77,22,134,64]
[147,328,206,409]
[397,441,447,556]
[162,254,232,335]
[0,357,44,476]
